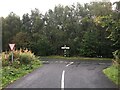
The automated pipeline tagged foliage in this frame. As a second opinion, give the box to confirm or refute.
[86,1,112,16]
[1,49,42,88]
[113,50,120,61]
[19,53,32,64]
[12,32,31,49]
[2,13,21,51]
[96,1,120,64]
[2,49,37,67]
[2,1,118,58]
[30,34,52,56]
[80,29,99,57]
[113,50,120,67]
[2,60,41,88]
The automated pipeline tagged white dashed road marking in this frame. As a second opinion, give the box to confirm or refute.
[66,62,74,67]
[60,61,64,63]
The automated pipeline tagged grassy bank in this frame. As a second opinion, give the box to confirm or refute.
[44,55,112,60]
[2,60,42,88]
[103,65,120,85]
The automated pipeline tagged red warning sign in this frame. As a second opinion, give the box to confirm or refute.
[9,44,15,51]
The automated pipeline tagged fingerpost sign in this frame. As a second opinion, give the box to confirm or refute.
[61,45,70,57]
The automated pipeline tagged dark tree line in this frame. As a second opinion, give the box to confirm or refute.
[2,1,120,58]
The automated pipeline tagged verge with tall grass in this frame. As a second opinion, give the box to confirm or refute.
[1,49,42,88]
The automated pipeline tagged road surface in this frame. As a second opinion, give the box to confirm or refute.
[5,58,118,90]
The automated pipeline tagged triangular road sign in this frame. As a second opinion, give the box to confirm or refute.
[9,44,15,51]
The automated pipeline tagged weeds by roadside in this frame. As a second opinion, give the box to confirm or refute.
[1,49,42,89]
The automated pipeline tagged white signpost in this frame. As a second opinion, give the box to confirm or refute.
[61,45,70,57]
[9,44,15,63]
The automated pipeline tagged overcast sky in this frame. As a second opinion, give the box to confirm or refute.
[0,0,118,18]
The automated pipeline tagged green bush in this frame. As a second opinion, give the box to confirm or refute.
[2,49,37,67]
[12,60,20,68]
[8,52,14,63]
[2,52,9,67]
[19,53,32,64]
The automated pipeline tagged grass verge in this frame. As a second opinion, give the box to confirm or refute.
[44,55,112,60]
[103,65,120,85]
[2,59,42,89]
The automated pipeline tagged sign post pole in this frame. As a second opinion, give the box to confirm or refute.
[9,44,15,63]
[64,49,66,57]
[11,51,13,63]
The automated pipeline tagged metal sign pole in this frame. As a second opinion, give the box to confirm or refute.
[64,49,66,57]
[12,51,13,63]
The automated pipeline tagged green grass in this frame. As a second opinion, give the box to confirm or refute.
[44,55,112,60]
[103,65,120,85]
[2,60,42,89]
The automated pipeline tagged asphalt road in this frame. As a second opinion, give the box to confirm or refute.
[5,58,118,89]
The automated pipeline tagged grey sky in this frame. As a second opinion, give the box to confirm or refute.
[0,0,118,18]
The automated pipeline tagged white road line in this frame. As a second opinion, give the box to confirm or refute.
[60,61,64,63]
[61,70,65,90]
[55,61,58,63]
[66,62,74,67]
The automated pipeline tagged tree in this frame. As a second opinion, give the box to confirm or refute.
[30,34,51,56]
[86,1,112,16]
[80,29,99,57]
[2,1,118,57]
[109,1,120,64]
[12,32,31,49]
[2,12,21,51]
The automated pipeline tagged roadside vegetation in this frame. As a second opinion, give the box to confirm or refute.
[103,65,119,85]
[103,50,120,86]
[1,49,42,89]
